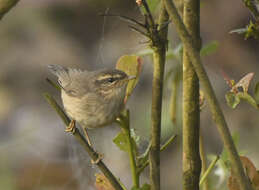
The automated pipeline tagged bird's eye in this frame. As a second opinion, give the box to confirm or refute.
[107,77,115,83]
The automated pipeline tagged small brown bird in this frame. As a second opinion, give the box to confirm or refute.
[48,65,134,146]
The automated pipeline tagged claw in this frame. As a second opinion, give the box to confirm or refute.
[65,120,76,134]
[91,153,104,164]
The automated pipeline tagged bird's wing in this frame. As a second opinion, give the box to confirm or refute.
[48,64,85,90]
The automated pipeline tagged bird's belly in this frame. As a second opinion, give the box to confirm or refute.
[61,91,124,129]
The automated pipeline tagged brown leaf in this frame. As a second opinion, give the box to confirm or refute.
[233,73,254,93]
[95,173,115,190]
[228,156,259,190]
[240,156,259,189]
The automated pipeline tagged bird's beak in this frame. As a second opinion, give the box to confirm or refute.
[127,75,136,81]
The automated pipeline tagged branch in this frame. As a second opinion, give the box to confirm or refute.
[137,135,177,174]
[199,134,209,190]
[43,93,125,190]
[148,4,169,190]
[0,0,19,20]
[117,111,139,188]
[163,0,253,189]
[199,155,219,186]
[182,0,201,189]
[99,13,146,28]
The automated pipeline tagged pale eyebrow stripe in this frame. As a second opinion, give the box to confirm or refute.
[97,74,112,80]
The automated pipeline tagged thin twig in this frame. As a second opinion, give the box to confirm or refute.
[128,25,149,37]
[142,0,155,27]
[43,93,124,190]
[200,133,209,190]
[46,78,61,91]
[137,135,177,174]
[99,13,146,28]
[199,155,219,186]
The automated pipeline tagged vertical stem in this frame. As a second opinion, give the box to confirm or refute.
[170,73,179,124]
[121,111,139,188]
[182,0,201,189]
[149,5,169,190]
[163,0,253,189]
[199,134,209,190]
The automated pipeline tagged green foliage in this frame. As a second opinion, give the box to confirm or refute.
[200,41,219,57]
[236,92,258,109]
[113,132,130,152]
[113,130,139,157]
[116,55,143,102]
[140,0,160,14]
[131,183,151,190]
[230,0,259,40]
[224,72,259,110]
[225,92,240,109]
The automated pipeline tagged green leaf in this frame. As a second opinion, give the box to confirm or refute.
[225,92,240,109]
[200,41,219,57]
[236,92,259,109]
[113,130,138,155]
[131,183,151,190]
[113,132,129,152]
[254,82,259,103]
[116,55,143,102]
[140,0,160,14]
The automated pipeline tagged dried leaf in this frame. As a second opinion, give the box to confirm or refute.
[221,70,235,89]
[95,173,115,190]
[229,28,248,34]
[240,156,259,188]
[228,156,259,190]
[233,73,254,93]
[116,55,143,103]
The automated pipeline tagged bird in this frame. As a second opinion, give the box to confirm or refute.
[48,64,134,147]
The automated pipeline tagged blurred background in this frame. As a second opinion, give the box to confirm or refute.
[0,0,258,189]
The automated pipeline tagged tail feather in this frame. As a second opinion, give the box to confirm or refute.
[48,64,83,88]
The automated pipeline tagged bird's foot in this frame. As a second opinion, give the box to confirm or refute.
[65,120,76,134]
[91,153,104,165]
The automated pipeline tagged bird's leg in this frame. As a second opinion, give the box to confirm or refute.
[82,127,92,147]
[81,127,104,164]
[91,153,104,165]
[65,120,76,133]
